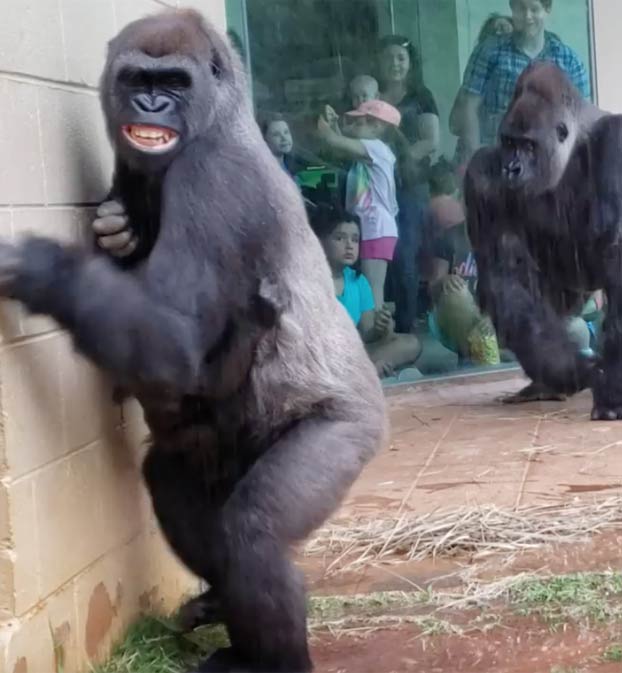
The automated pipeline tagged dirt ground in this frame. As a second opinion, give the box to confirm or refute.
[312,618,622,673]
[301,372,622,673]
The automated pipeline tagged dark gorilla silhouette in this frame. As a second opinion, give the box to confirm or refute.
[465,61,622,420]
[0,9,387,672]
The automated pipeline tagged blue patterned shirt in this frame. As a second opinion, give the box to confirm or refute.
[462,31,590,146]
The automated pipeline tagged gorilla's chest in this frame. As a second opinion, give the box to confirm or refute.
[137,387,265,456]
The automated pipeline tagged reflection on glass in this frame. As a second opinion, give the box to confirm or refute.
[226,0,595,384]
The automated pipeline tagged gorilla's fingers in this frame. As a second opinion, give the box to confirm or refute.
[93,214,129,237]
[96,200,125,218]
[114,236,139,258]
[97,230,133,252]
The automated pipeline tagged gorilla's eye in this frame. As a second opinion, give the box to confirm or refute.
[524,140,536,154]
[210,51,223,79]
[556,122,569,143]
[501,136,514,150]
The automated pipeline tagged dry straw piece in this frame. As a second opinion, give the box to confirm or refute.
[305,498,622,575]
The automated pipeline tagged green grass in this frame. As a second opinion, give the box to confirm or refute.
[603,643,622,662]
[92,617,228,673]
[94,574,622,673]
[509,572,622,625]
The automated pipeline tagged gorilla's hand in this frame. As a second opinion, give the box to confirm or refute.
[93,200,138,258]
[0,241,23,294]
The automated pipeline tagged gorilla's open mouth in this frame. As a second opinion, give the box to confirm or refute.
[122,125,179,153]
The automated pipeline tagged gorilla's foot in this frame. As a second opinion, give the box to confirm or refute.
[502,382,568,404]
[194,648,251,672]
[193,646,311,673]
[177,589,223,632]
[591,368,622,420]
[591,404,622,420]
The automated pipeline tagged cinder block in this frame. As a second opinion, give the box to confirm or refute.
[95,437,149,554]
[0,628,8,673]
[114,0,166,31]
[9,478,40,616]
[120,397,150,458]
[0,483,9,546]
[4,609,55,673]
[0,336,64,479]
[11,207,82,244]
[74,541,144,665]
[36,447,107,598]
[74,206,98,248]
[61,0,116,87]
[0,80,46,206]
[0,0,66,81]
[57,332,119,453]
[0,551,15,618]
[37,87,113,205]
[73,530,197,668]
[0,211,21,345]
[179,0,227,30]
[45,579,80,673]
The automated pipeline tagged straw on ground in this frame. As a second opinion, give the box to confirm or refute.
[305,498,622,575]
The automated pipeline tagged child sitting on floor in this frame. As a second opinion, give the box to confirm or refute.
[310,203,421,378]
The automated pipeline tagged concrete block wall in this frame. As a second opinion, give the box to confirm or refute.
[0,1,225,671]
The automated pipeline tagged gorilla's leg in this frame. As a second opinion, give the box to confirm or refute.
[201,417,374,673]
[145,417,378,672]
[482,268,596,396]
[502,316,591,404]
[592,285,622,419]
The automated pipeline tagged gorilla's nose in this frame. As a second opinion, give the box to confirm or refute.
[503,160,523,181]
[132,93,173,114]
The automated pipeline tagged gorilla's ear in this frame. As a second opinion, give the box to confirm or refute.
[556,123,569,143]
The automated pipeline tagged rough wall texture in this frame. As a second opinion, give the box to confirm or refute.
[0,1,225,671]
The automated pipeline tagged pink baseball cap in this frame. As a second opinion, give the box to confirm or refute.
[345,99,401,127]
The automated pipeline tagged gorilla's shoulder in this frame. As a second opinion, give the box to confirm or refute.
[465,146,501,190]
[588,113,622,145]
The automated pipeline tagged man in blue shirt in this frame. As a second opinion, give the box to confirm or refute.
[450,0,590,158]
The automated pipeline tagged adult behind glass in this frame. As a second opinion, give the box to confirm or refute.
[377,35,440,334]
[450,0,590,164]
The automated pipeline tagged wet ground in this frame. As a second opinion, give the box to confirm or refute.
[301,371,622,672]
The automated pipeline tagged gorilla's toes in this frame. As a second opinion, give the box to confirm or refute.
[591,405,622,421]
[177,590,223,631]
[501,382,567,404]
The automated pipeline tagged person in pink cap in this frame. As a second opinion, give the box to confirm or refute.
[317,98,402,310]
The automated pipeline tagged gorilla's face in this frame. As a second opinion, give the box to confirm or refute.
[100,11,244,173]
[499,93,575,196]
[114,62,190,161]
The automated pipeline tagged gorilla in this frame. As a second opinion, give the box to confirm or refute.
[0,9,387,672]
[465,61,622,420]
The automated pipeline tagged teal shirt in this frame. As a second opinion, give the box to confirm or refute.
[337,267,375,326]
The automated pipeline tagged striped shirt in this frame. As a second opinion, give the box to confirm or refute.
[462,31,590,146]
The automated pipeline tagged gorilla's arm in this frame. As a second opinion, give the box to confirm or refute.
[478,253,594,393]
[466,155,595,394]
[93,162,161,267]
[0,236,209,390]
[589,115,622,418]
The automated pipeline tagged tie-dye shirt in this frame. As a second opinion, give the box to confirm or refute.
[345,139,398,241]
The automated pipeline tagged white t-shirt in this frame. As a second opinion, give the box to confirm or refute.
[345,139,399,241]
